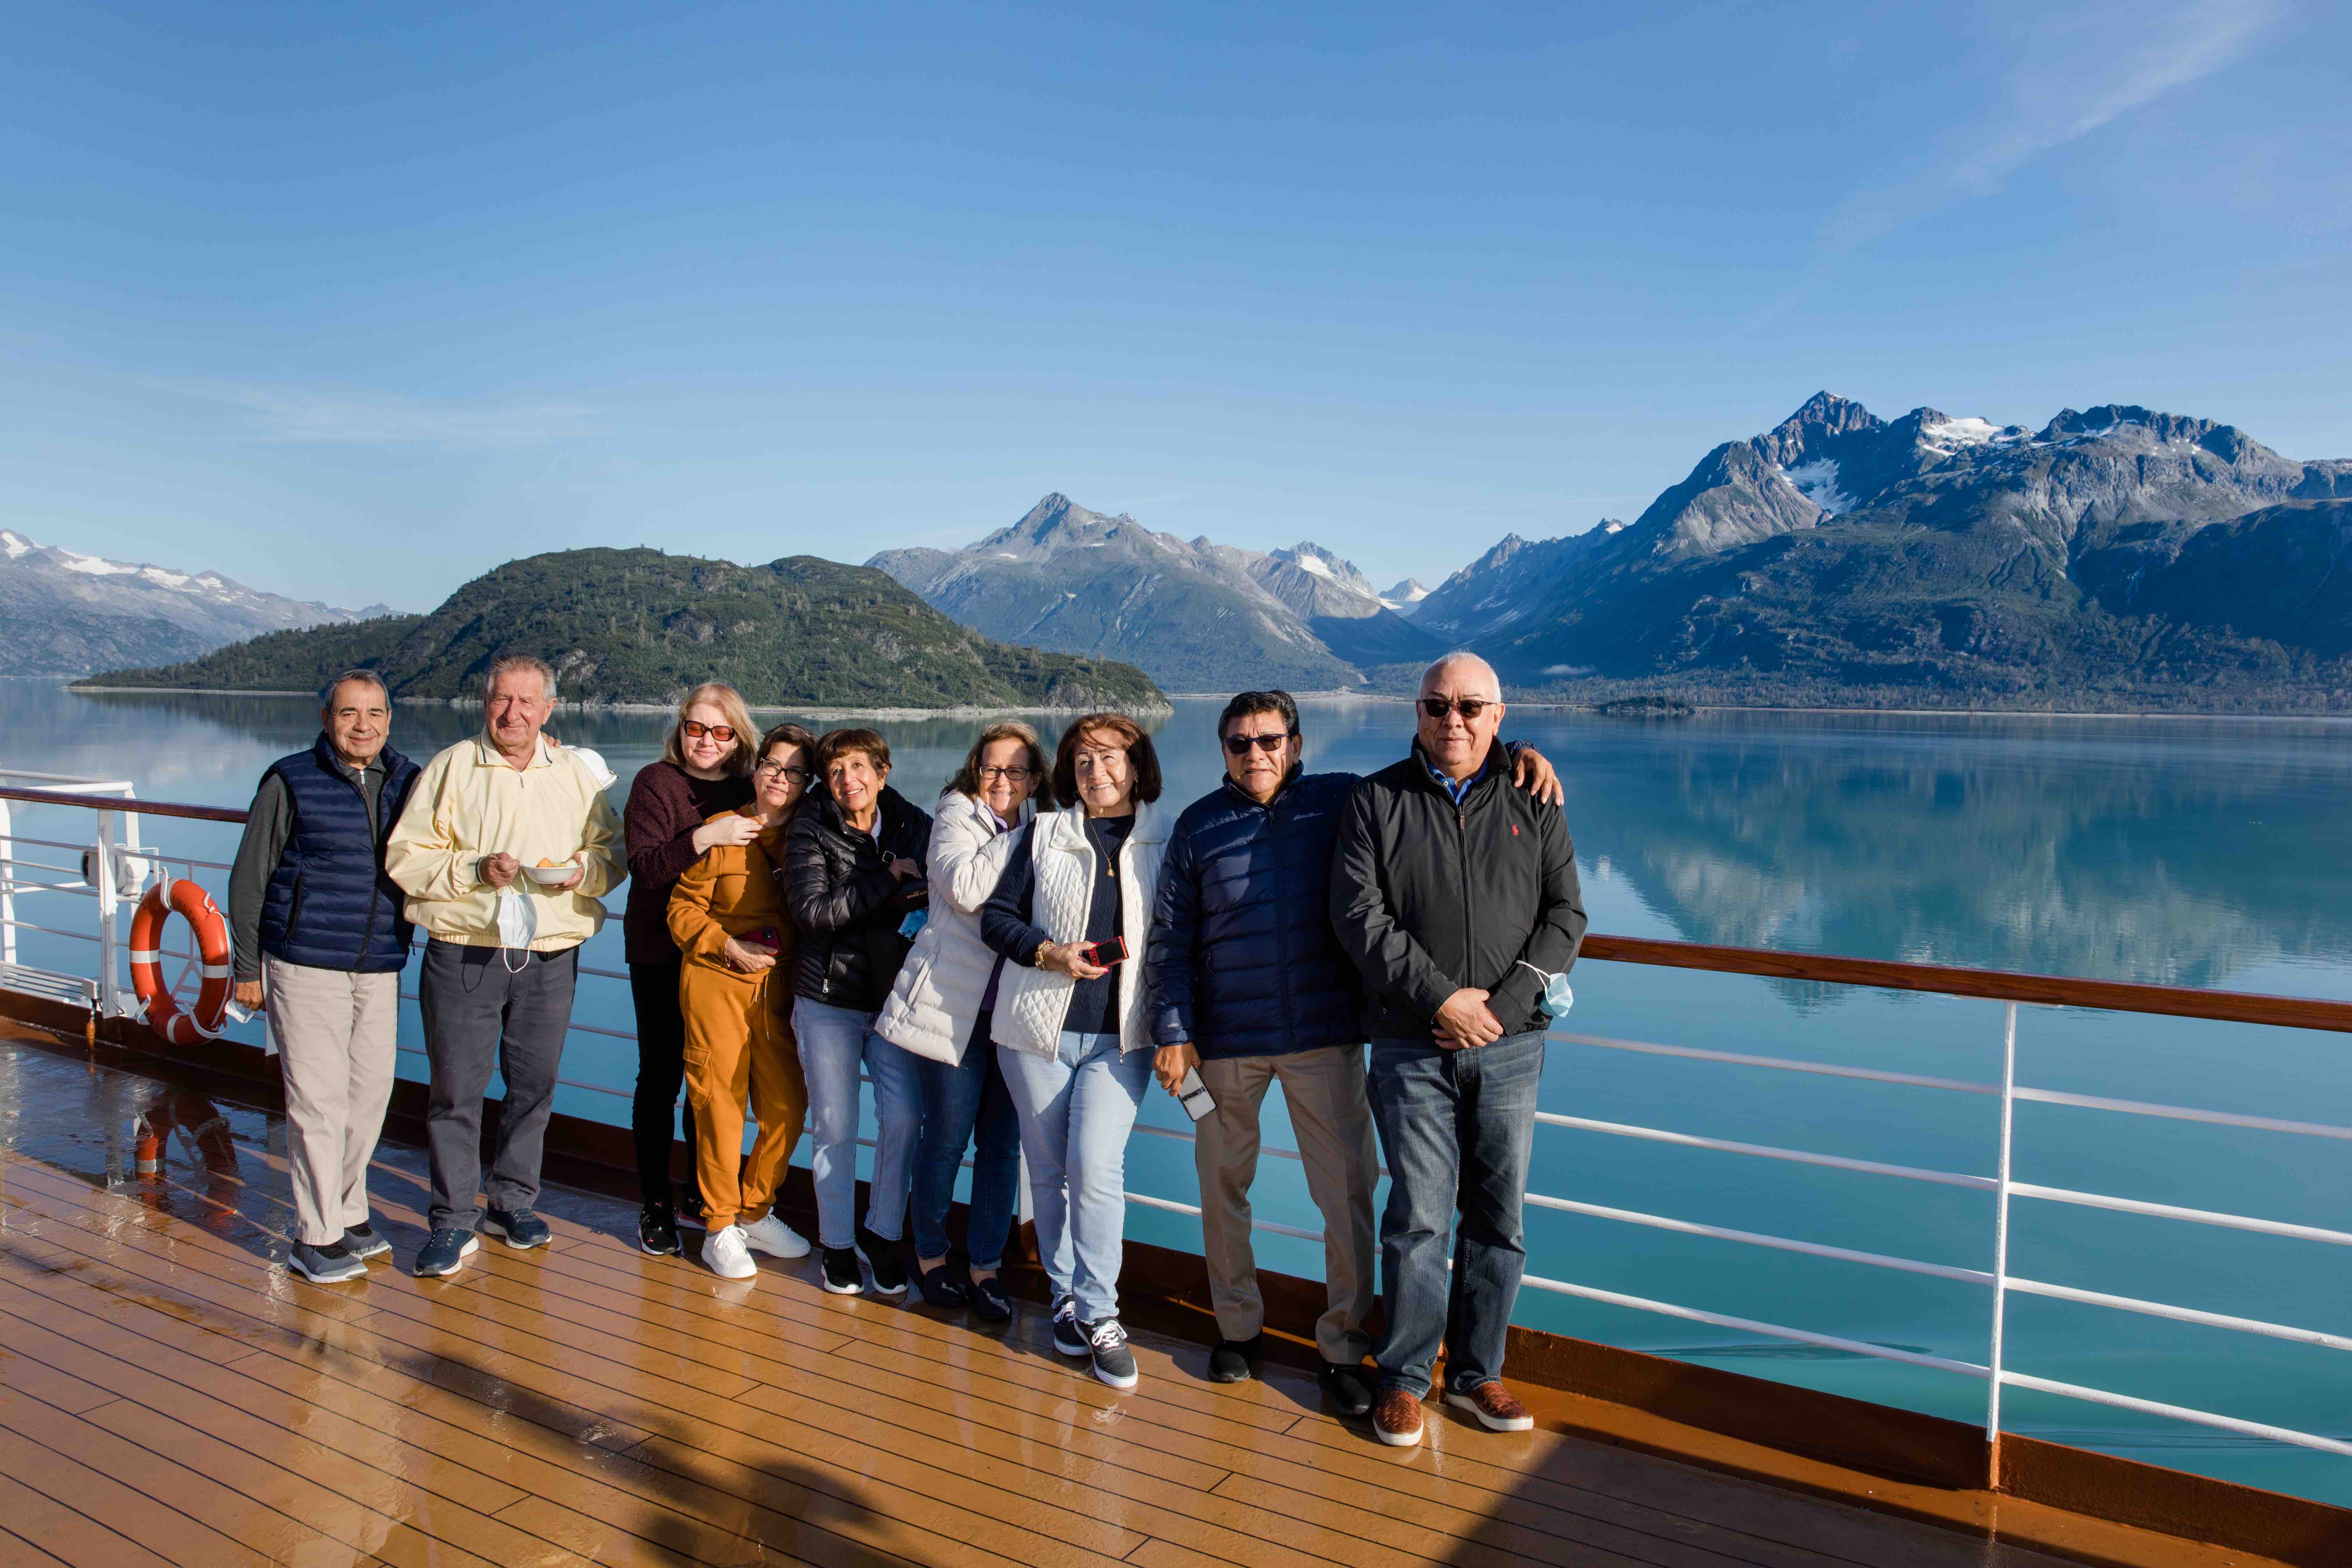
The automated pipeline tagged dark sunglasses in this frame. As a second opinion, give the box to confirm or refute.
[1419,697,1492,721]
[1222,731,1295,756]
[681,720,738,743]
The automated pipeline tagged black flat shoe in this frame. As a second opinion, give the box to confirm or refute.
[1320,1360,1375,1418]
[968,1273,1013,1325]
[638,1203,683,1256]
[1208,1335,1260,1384]
[917,1259,971,1309]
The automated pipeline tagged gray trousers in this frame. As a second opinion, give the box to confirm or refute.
[1194,1044,1380,1365]
[419,938,578,1233]
[264,958,400,1246]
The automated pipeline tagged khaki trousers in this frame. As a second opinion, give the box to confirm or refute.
[1194,1045,1380,1365]
[264,957,400,1247]
[681,966,807,1230]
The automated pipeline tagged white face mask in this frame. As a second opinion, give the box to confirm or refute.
[496,883,538,954]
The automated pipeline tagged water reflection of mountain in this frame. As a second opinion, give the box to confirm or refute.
[1562,715,2352,994]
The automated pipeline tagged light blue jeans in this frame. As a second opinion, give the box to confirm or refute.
[793,997,923,1251]
[997,1030,1152,1324]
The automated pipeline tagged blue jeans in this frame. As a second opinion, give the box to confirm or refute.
[997,1030,1152,1323]
[792,997,922,1251]
[912,1009,1022,1269]
[1367,1029,1546,1397]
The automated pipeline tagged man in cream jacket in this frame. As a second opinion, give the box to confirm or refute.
[385,654,625,1278]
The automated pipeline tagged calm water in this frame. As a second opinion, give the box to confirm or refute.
[6,679,2351,1502]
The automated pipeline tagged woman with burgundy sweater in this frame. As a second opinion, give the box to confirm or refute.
[623,682,759,1256]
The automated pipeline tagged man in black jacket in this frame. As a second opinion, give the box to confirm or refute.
[1329,653,1587,1448]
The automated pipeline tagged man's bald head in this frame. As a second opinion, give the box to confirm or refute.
[1416,650,1505,780]
[1419,651,1500,701]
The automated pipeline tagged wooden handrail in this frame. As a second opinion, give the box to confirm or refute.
[9,783,2350,1033]
[0,785,249,825]
[1580,934,2352,1035]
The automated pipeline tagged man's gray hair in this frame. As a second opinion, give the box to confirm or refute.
[319,669,389,710]
[483,653,558,704]
[1420,650,1502,700]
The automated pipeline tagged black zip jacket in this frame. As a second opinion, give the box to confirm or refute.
[1328,740,1586,1041]
[781,785,932,1011]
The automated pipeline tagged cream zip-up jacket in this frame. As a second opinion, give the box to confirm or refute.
[384,732,626,952]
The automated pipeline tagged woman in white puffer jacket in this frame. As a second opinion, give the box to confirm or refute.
[877,722,1050,1322]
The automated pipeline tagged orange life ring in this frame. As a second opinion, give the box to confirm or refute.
[128,879,233,1045]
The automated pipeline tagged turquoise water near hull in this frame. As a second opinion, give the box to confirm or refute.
[6,679,2350,1502]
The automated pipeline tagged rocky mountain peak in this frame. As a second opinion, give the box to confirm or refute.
[1269,541,1380,598]
[1751,391,1885,467]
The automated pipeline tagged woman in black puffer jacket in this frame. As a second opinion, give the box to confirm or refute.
[782,728,932,1297]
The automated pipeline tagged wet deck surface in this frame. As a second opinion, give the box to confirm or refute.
[0,1036,2091,1568]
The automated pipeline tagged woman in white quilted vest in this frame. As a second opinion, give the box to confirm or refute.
[979,712,1170,1390]
[876,722,1052,1324]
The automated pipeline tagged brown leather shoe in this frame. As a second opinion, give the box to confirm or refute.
[1372,1387,1425,1448]
[1444,1380,1534,1432]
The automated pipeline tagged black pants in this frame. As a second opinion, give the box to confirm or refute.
[628,959,700,1210]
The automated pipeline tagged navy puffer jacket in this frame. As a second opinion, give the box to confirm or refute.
[1145,770,1364,1060]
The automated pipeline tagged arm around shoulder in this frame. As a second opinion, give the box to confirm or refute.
[382,747,470,902]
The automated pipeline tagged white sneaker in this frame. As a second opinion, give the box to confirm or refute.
[702,1225,757,1280]
[740,1213,810,1260]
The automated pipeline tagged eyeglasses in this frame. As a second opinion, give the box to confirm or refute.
[681,720,738,743]
[1222,732,1294,756]
[1419,697,1492,721]
[754,761,813,784]
[977,765,1032,782]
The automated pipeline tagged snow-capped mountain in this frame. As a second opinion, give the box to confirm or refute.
[0,529,386,677]
[1378,578,1431,616]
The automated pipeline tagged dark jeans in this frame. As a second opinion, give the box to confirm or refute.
[628,959,700,1210]
[911,1010,1022,1269]
[419,940,579,1233]
[1367,1029,1545,1397]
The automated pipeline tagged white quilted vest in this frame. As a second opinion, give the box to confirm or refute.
[990,800,1169,1060]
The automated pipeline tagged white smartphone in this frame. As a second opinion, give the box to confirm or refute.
[1174,1068,1216,1122]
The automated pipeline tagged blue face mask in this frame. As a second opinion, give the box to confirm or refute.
[897,908,929,940]
[1517,960,1574,1018]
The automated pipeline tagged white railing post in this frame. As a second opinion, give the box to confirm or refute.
[0,796,15,968]
[1985,1000,2019,1485]
[93,806,121,1018]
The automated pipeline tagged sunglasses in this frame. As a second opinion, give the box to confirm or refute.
[1222,732,1295,756]
[754,760,813,783]
[1419,697,1492,721]
[681,720,738,743]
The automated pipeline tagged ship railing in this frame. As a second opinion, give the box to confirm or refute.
[5,780,2351,1479]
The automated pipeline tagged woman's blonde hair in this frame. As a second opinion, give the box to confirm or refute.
[662,682,756,776]
[945,721,1055,808]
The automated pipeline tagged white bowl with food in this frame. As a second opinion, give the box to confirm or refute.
[522,859,578,887]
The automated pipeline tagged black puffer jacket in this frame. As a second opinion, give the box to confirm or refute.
[1146,770,1363,1060]
[782,785,932,1011]
[1329,741,1586,1042]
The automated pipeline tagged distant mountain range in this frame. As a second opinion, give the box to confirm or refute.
[80,548,1167,713]
[869,494,1441,692]
[1,528,386,677]
[1437,393,2352,708]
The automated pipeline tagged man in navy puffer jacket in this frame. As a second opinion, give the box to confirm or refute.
[1145,692,1558,1413]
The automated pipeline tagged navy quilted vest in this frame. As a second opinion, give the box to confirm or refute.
[258,734,422,973]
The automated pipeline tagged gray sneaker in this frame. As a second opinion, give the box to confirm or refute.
[340,1221,392,1261]
[289,1240,366,1284]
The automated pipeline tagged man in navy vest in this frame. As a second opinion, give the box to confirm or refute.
[229,669,421,1284]
[1144,690,1559,1415]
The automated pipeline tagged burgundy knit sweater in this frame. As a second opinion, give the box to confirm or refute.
[621,761,755,965]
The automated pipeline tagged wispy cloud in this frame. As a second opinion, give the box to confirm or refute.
[1759,0,2287,322]
[218,385,596,446]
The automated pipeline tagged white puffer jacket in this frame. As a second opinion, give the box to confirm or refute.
[990,801,1170,1060]
[876,790,1027,1064]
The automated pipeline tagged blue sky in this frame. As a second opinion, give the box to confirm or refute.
[2,1,2345,610]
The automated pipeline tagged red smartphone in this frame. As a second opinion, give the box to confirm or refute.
[1076,936,1128,968]
[745,927,780,954]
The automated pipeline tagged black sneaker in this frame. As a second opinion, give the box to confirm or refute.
[968,1273,1013,1325]
[1084,1317,1139,1390]
[819,1245,864,1295]
[854,1224,908,1295]
[676,1190,709,1230]
[412,1227,479,1278]
[482,1206,551,1249]
[340,1221,392,1261]
[1049,1294,1087,1356]
[289,1239,365,1284]
[1320,1360,1374,1418]
[1208,1335,1259,1384]
[638,1203,683,1257]
[916,1257,971,1310]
